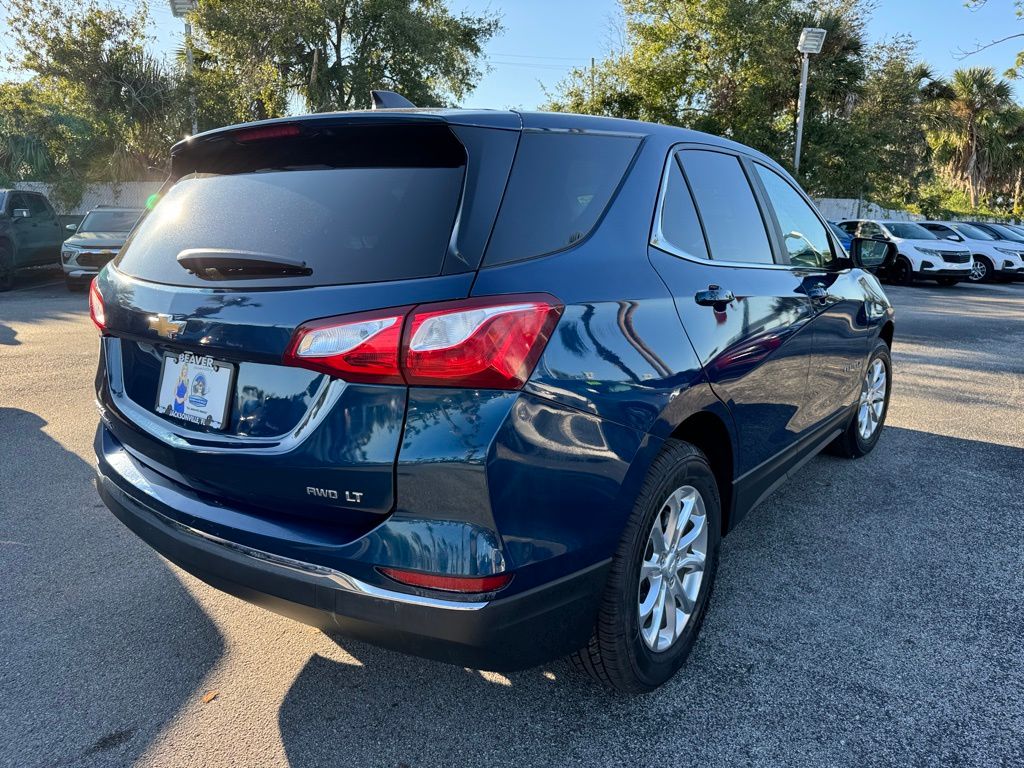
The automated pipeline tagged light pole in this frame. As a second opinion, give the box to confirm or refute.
[170,0,199,135]
[794,27,826,176]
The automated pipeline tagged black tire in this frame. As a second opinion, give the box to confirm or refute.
[0,245,13,292]
[571,440,721,693]
[828,339,892,459]
[968,255,994,283]
[891,256,914,286]
[936,278,960,287]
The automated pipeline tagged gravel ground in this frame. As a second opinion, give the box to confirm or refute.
[1,270,1022,768]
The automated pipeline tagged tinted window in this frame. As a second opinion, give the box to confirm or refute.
[754,164,834,269]
[921,223,949,235]
[657,157,709,260]
[484,132,640,265]
[859,221,882,238]
[25,194,48,216]
[678,150,773,264]
[116,167,464,287]
[8,193,27,213]
[80,209,142,232]
[984,222,1024,242]
[838,221,858,235]
[950,222,994,240]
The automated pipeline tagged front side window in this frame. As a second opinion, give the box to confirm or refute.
[657,156,709,260]
[754,164,835,269]
[678,150,773,264]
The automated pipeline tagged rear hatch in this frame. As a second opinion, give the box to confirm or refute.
[96,114,519,522]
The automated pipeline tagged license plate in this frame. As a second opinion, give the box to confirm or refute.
[155,351,235,430]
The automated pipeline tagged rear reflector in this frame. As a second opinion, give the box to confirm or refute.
[378,567,512,593]
[283,294,562,389]
[89,279,105,331]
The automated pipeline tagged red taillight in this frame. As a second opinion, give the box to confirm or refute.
[233,123,301,143]
[283,308,410,384]
[89,279,105,331]
[403,296,562,389]
[378,567,512,594]
[283,294,562,389]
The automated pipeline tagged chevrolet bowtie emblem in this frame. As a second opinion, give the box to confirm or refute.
[148,313,186,339]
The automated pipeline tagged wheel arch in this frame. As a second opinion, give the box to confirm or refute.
[879,320,894,349]
[669,410,735,535]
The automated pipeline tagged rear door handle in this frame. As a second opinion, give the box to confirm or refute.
[694,285,735,308]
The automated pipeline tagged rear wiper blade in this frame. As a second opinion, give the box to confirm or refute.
[176,249,312,280]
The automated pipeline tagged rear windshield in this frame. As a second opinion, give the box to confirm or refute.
[116,124,466,287]
[484,131,640,265]
[80,209,141,232]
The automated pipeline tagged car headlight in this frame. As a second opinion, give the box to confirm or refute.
[916,247,941,257]
[994,247,1024,259]
[61,245,80,263]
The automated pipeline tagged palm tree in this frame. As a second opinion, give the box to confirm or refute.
[928,67,1016,208]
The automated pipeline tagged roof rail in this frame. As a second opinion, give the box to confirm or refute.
[370,90,416,110]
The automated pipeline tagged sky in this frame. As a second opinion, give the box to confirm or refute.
[5,0,1024,108]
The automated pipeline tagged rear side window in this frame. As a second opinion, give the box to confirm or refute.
[115,124,466,288]
[678,150,774,264]
[658,157,709,260]
[484,132,640,265]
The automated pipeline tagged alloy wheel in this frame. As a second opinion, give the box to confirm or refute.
[857,358,887,440]
[969,259,987,282]
[637,485,708,653]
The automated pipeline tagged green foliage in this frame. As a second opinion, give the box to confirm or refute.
[189,0,502,111]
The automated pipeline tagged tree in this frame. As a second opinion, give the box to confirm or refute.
[928,67,1017,208]
[189,0,502,112]
[542,0,920,198]
[4,0,186,180]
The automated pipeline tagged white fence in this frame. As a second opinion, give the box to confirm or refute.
[813,198,922,223]
[12,181,163,215]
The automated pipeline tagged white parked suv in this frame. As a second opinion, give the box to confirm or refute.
[837,219,974,286]
[919,221,1024,283]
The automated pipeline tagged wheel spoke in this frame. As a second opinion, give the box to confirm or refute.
[676,550,705,575]
[649,524,667,557]
[675,512,706,553]
[670,577,696,614]
[638,575,662,619]
[662,589,678,646]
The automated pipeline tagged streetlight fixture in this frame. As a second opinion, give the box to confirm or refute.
[169,0,199,135]
[794,27,827,176]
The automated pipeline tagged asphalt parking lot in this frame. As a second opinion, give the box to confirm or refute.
[1,268,1022,768]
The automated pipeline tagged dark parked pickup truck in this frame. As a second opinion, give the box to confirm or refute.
[0,189,64,290]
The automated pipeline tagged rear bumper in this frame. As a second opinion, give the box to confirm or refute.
[95,426,608,671]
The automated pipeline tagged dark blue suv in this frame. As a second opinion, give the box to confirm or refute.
[91,104,895,692]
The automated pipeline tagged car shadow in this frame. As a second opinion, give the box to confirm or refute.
[277,425,1024,767]
[0,408,224,767]
[0,322,18,345]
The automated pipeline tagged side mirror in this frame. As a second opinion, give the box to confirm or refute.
[12,208,30,219]
[850,236,896,273]
[946,234,962,242]
[65,223,77,232]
